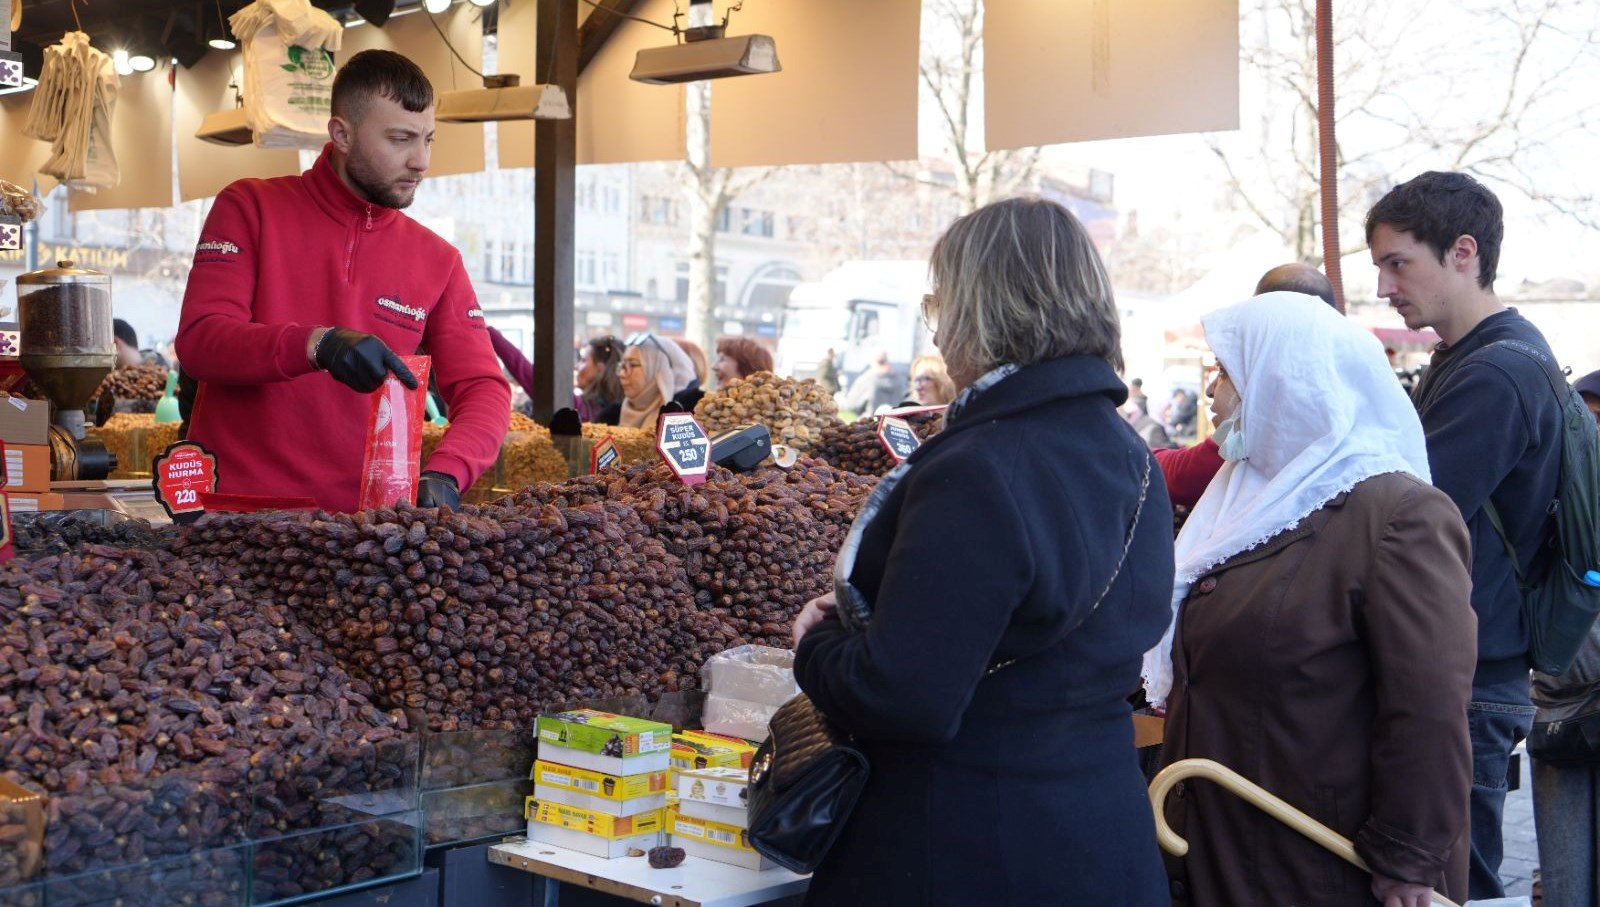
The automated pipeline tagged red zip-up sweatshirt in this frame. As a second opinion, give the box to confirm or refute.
[176,146,510,512]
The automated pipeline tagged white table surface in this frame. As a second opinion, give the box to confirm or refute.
[488,837,810,907]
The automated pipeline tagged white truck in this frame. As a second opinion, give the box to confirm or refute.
[777,261,934,388]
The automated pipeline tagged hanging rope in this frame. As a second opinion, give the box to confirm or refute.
[1316,0,1345,311]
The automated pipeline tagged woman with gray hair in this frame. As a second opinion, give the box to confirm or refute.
[790,196,1174,905]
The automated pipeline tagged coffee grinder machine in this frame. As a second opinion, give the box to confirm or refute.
[14,260,119,480]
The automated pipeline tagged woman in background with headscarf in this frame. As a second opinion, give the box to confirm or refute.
[614,337,678,429]
[1150,292,1477,907]
[602,333,702,428]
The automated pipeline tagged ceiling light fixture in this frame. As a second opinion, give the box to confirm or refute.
[209,0,238,50]
[112,49,134,76]
[629,0,780,85]
[468,0,494,7]
[423,0,451,14]
[435,76,570,122]
[129,53,157,72]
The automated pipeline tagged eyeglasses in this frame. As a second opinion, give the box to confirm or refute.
[921,293,938,330]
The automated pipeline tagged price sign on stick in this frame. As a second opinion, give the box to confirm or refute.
[877,416,921,463]
[656,413,712,485]
[152,441,220,524]
[591,435,621,474]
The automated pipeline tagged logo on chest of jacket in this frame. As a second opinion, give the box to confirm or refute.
[375,295,427,330]
[465,307,487,329]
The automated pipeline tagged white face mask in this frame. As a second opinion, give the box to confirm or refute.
[1215,411,1247,461]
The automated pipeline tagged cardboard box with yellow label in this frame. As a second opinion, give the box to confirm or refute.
[531,760,668,817]
[525,798,664,859]
[669,811,774,871]
[669,730,756,773]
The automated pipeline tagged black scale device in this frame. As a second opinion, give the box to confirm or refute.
[709,424,775,472]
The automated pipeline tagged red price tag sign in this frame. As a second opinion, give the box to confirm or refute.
[656,413,711,485]
[877,416,921,463]
[152,441,219,524]
[591,435,621,474]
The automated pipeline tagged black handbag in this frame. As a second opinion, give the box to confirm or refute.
[744,694,868,874]
[746,455,1153,874]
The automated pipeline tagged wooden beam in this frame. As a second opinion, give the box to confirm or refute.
[576,0,643,76]
[532,0,577,423]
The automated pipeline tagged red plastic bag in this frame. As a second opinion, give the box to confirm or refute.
[358,355,432,511]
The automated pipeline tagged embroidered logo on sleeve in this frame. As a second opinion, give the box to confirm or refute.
[194,239,242,264]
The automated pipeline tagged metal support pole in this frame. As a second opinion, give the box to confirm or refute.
[1315,0,1345,312]
[532,0,577,422]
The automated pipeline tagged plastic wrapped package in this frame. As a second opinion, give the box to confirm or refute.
[0,179,46,222]
[699,645,799,742]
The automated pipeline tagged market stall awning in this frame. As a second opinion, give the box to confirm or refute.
[985,0,1240,150]
[2,0,1242,203]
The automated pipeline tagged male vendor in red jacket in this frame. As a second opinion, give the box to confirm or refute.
[176,50,509,512]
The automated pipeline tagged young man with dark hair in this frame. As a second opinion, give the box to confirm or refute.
[176,50,509,513]
[1368,170,1563,901]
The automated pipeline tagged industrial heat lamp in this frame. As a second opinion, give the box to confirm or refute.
[630,0,780,85]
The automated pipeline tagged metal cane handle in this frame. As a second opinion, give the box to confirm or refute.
[1149,758,1461,907]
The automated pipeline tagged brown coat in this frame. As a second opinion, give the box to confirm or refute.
[1161,472,1477,906]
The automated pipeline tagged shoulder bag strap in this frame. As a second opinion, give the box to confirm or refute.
[987,452,1154,676]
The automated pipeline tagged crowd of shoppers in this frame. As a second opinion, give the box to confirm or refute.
[792,170,1588,907]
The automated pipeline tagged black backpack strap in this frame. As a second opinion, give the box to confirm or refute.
[1485,339,1569,405]
[1476,339,1570,591]
[1482,500,1527,587]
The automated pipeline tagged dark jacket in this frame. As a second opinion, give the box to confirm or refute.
[1412,309,1563,689]
[796,355,1175,906]
[1162,473,1476,906]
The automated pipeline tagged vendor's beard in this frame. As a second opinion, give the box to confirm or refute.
[346,151,418,210]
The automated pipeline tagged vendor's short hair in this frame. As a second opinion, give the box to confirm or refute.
[714,337,774,379]
[332,50,434,123]
[927,196,1122,375]
[113,318,137,349]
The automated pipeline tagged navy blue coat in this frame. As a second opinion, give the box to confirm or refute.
[796,356,1175,906]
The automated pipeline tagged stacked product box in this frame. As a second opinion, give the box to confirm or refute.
[670,766,775,871]
[669,730,757,774]
[526,710,672,858]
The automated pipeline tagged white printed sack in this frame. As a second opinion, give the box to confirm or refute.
[229,0,342,150]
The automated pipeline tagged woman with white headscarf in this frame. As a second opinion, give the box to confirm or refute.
[615,336,678,429]
[599,333,703,428]
[1149,293,1477,907]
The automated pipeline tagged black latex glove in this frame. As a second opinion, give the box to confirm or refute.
[416,471,459,510]
[314,328,418,393]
